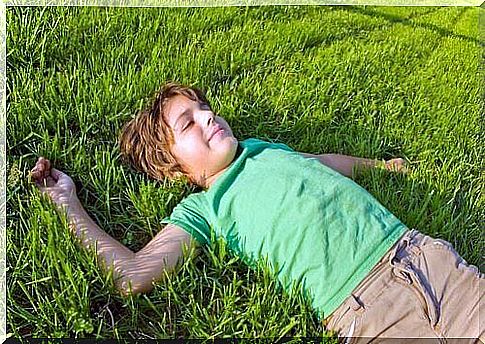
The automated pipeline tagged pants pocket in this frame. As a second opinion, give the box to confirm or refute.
[325,295,364,341]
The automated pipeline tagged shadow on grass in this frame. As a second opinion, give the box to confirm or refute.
[299,23,388,52]
[346,6,483,46]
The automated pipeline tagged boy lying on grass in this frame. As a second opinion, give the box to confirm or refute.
[31,83,483,341]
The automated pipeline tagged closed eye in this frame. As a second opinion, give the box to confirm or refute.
[182,121,193,131]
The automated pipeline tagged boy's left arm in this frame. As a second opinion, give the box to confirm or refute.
[299,153,406,178]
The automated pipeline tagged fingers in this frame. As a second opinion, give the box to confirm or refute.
[30,158,64,191]
[385,158,408,173]
[33,164,75,195]
[30,157,52,182]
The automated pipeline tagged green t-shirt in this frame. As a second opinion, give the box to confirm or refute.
[162,138,407,318]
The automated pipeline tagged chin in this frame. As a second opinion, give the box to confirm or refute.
[219,139,238,163]
[227,135,239,147]
[217,134,237,148]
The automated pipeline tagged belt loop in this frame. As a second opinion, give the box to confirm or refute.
[408,228,423,256]
[350,294,365,312]
[390,230,411,266]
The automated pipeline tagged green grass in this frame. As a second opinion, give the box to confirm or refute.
[6,5,483,339]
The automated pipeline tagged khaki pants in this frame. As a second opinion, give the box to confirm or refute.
[325,229,484,343]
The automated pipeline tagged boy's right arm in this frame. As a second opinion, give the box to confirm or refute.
[68,200,197,295]
[31,157,198,295]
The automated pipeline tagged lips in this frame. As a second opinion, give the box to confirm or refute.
[208,126,224,141]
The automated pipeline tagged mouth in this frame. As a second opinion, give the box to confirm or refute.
[208,126,224,141]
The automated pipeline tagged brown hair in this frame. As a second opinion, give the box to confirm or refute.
[119,82,211,182]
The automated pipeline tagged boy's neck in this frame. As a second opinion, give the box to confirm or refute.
[203,168,230,189]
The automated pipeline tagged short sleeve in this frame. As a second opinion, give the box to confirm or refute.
[161,195,211,245]
[270,141,294,152]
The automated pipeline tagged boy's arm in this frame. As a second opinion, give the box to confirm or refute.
[299,153,406,178]
[31,157,197,295]
[67,200,196,294]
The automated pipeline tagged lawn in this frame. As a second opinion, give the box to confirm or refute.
[6,5,483,339]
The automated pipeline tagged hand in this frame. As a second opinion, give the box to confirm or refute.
[384,158,407,173]
[30,157,79,211]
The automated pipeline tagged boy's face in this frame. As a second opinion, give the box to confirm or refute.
[164,95,238,187]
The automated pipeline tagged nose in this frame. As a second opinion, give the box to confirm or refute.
[204,112,215,127]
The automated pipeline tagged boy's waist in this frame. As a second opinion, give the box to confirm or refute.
[324,229,415,326]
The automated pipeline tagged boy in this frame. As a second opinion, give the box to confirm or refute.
[30,83,483,342]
